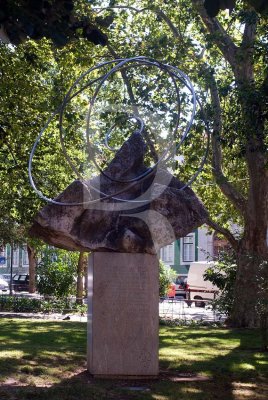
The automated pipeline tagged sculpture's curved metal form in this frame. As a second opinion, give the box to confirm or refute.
[29,56,209,206]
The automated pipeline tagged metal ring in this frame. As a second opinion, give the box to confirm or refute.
[29,56,209,206]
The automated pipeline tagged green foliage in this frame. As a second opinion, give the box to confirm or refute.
[0,295,41,312]
[159,317,223,327]
[40,298,81,314]
[0,0,266,330]
[159,260,176,297]
[0,294,86,314]
[204,250,237,316]
[75,303,87,316]
[0,0,259,243]
[0,35,97,244]
[37,248,79,298]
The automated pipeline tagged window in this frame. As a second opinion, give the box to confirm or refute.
[160,243,174,264]
[182,234,194,262]
[22,246,29,266]
[13,247,20,266]
[0,247,6,267]
[13,247,19,265]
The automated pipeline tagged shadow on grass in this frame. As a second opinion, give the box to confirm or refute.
[0,370,233,400]
[0,368,267,400]
[0,320,267,400]
[158,326,268,400]
[0,319,86,382]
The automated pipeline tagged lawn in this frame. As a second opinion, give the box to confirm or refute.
[0,319,267,400]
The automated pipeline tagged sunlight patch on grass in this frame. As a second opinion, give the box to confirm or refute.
[253,353,267,358]
[152,395,170,400]
[232,363,256,371]
[0,349,24,358]
[181,387,203,394]
[232,382,258,399]
[160,348,230,357]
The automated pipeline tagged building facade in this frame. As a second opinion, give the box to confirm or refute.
[159,225,214,277]
[0,244,29,275]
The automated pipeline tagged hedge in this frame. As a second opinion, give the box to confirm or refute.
[0,295,87,314]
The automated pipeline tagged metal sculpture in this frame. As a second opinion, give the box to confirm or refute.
[29,56,209,207]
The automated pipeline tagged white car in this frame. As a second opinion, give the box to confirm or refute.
[0,277,9,291]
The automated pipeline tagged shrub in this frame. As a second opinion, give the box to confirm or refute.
[0,295,85,314]
[159,260,176,297]
[204,249,237,316]
[0,296,42,312]
[40,298,76,314]
[37,248,79,298]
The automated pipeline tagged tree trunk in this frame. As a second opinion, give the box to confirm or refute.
[230,86,268,329]
[230,223,268,329]
[231,249,260,328]
[76,252,88,304]
[84,253,89,297]
[27,244,36,293]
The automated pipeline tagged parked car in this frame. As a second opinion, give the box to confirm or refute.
[0,277,9,291]
[174,276,188,298]
[12,274,29,292]
[0,273,14,284]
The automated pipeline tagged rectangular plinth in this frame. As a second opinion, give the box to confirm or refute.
[87,252,159,377]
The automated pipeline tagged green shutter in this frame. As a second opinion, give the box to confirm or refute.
[195,229,198,261]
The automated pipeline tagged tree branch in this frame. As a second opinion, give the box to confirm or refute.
[241,16,257,50]
[206,217,238,250]
[192,0,238,69]
[94,5,150,14]
[239,16,257,81]
[107,43,139,115]
[94,5,183,41]
[209,71,247,215]
[106,44,159,162]
[154,8,183,40]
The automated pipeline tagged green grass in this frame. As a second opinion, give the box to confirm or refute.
[0,319,267,400]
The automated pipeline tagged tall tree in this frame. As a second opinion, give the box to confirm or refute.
[89,0,267,328]
[0,0,266,326]
[190,0,267,328]
[0,34,98,291]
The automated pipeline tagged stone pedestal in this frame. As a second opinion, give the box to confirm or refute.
[87,252,159,378]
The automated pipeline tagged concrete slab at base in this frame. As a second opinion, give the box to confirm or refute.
[87,252,159,377]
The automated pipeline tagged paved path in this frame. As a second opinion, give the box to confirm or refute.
[0,303,225,323]
[159,299,225,322]
[0,312,87,322]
